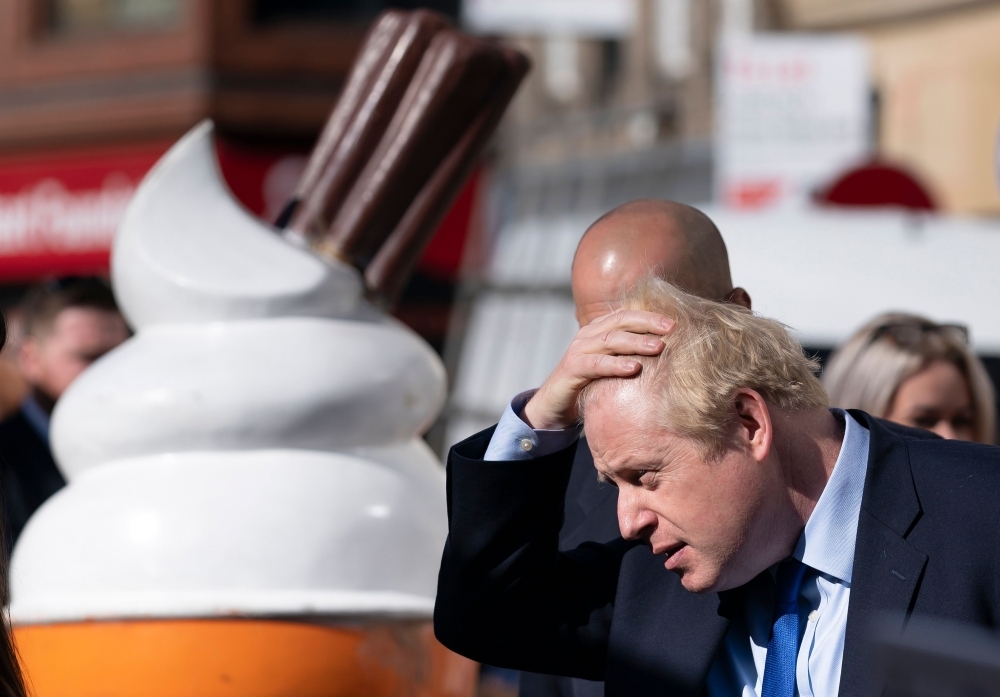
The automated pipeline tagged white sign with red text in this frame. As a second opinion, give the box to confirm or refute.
[716,35,871,210]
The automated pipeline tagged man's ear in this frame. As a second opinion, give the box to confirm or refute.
[725,287,752,310]
[733,389,771,462]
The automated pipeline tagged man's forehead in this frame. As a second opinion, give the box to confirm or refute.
[585,387,659,450]
[46,306,126,340]
[585,379,646,418]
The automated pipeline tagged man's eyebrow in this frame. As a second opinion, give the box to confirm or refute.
[596,471,615,485]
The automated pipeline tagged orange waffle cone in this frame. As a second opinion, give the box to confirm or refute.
[15,619,477,697]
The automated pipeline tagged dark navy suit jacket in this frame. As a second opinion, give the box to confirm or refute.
[435,411,1000,696]
[520,437,618,697]
[0,409,65,553]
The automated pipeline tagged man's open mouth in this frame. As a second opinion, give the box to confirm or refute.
[656,542,686,557]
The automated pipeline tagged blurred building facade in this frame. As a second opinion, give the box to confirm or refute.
[475,0,1000,214]
[0,2,341,284]
[441,0,1000,452]
[784,0,1000,214]
[1,1,360,149]
[0,0,477,411]
[4,1,1000,453]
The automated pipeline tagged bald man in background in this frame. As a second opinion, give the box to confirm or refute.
[519,199,750,697]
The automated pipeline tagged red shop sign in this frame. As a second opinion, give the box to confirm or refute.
[0,144,168,282]
[0,139,477,284]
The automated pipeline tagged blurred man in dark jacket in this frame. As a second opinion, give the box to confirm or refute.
[0,279,129,551]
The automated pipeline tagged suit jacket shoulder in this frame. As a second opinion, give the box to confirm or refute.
[842,411,1000,697]
[901,434,1000,616]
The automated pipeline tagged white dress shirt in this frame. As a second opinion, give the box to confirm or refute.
[484,393,870,697]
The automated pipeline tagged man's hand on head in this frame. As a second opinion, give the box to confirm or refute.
[522,310,673,430]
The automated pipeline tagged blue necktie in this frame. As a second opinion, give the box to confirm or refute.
[760,558,807,697]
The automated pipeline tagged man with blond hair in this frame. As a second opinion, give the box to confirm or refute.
[520,198,751,697]
[435,277,1000,697]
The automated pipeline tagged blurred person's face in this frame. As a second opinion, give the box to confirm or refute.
[884,359,976,441]
[20,307,130,404]
[585,384,793,594]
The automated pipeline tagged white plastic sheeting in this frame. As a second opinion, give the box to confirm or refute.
[708,206,1000,352]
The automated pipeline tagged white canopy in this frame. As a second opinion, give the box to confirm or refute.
[708,206,1000,352]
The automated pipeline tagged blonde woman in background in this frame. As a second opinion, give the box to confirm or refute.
[823,312,997,443]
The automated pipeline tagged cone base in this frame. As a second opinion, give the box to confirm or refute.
[14,618,477,697]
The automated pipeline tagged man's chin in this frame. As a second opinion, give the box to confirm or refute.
[667,563,718,594]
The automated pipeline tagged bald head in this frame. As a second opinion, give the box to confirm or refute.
[571,200,748,326]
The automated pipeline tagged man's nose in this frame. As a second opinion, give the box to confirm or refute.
[618,490,656,540]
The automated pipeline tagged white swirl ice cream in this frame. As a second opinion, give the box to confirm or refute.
[9,121,449,625]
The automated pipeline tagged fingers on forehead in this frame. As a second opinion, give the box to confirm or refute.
[598,309,674,330]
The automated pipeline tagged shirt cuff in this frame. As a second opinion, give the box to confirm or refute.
[483,389,583,461]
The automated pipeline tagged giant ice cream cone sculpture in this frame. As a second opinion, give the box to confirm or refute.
[8,11,527,696]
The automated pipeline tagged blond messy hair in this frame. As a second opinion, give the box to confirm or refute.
[579,276,828,456]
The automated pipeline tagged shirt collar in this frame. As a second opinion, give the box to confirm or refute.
[21,394,51,444]
[792,409,869,584]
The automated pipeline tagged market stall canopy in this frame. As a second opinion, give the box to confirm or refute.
[708,206,1000,352]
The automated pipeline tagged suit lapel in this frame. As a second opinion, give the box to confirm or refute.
[839,412,928,697]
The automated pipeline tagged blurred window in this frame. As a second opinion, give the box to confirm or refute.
[49,0,181,34]
[251,0,460,26]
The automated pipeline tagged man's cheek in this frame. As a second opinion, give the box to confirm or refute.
[57,360,91,390]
